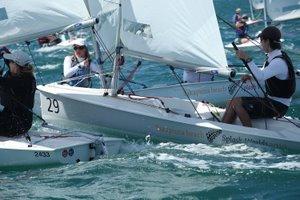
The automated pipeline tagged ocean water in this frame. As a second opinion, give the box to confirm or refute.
[1,0,300,199]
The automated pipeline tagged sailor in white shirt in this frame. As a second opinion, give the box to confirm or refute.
[63,40,102,87]
[222,26,295,127]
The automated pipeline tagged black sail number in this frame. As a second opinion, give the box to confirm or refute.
[47,97,59,113]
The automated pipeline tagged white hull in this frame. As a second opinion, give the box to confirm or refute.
[246,19,263,25]
[37,84,300,151]
[225,38,285,50]
[134,77,300,107]
[0,130,124,167]
[225,39,261,50]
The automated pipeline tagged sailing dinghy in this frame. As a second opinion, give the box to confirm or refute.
[265,0,300,22]
[247,0,264,25]
[0,129,124,167]
[36,0,300,151]
[0,0,125,167]
[225,38,261,49]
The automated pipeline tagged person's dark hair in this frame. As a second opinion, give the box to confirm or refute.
[260,36,281,50]
[269,40,281,50]
[19,64,34,75]
[259,26,282,50]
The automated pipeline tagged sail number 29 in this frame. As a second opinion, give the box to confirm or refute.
[46,97,59,113]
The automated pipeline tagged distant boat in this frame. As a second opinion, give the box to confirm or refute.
[265,0,300,22]
[247,0,264,25]
[0,129,124,167]
[0,0,123,167]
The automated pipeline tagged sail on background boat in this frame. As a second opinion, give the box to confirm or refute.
[0,0,90,46]
[251,0,265,10]
[266,0,300,22]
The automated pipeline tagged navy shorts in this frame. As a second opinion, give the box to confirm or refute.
[241,97,288,119]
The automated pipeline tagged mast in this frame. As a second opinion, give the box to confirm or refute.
[110,1,123,96]
[249,0,255,20]
[263,0,268,27]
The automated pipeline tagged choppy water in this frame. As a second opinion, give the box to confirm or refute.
[1,0,300,199]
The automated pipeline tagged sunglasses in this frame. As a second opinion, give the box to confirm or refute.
[74,46,86,50]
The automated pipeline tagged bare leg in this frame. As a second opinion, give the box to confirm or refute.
[241,38,249,44]
[232,98,252,127]
[222,98,252,127]
[222,99,238,124]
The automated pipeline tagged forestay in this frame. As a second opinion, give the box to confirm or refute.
[0,0,90,46]
[266,0,300,22]
[251,0,264,10]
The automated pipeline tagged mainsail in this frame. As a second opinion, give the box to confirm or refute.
[92,0,229,73]
[266,0,300,22]
[0,0,90,46]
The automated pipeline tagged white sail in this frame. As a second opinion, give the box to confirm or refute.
[120,0,228,71]
[0,0,90,46]
[84,0,119,59]
[266,0,300,22]
[90,0,229,72]
[251,0,264,10]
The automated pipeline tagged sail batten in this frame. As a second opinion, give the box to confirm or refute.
[0,0,90,46]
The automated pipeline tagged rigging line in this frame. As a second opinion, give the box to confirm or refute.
[101,50,116,63]
[226,79,245,119]
[0,88,47,126]
[92,28,114,63]
[119,94,178,114]
[231,41,288,128]
[119,77,147,89]
[248,78,268,129]
[56,72,112,84]
[93,28,144,92]
[93,31,113,64]
[232,42,267,97]
[25,41,45,86]
[216,15,263,51]
[169,66,202,119]
[228,77,300,128]
[202,101,221,122]
[119,70,135,94]
[117,60,142,94]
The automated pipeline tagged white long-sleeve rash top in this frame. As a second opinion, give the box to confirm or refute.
[63,55,102,78]
[247,49,291,106]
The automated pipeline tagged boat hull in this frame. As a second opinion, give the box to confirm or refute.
[38,85,300,151]
[0,130,124,167]
[134,77,300,107]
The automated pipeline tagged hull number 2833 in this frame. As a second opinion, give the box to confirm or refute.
[46,97,59,113]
